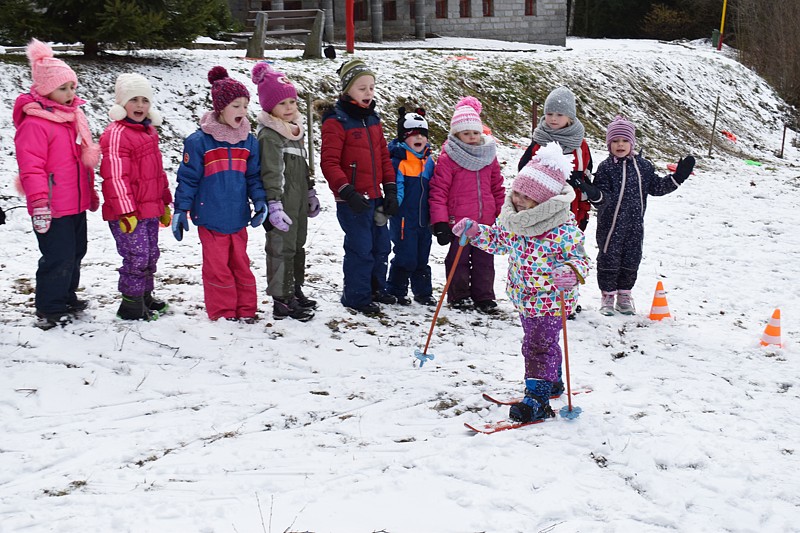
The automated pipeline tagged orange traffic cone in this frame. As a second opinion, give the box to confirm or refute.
[760,309,782,347]
[649,281,672,321]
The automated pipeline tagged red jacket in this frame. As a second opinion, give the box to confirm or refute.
[320,100,394,200]
[99,120,172,221]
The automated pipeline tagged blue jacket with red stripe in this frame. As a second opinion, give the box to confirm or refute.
[174,129,266,234]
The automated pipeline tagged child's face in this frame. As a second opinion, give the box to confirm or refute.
[47,81,77,106]
[124,96,151,122]
[455,129,482,145]
[512,190,538,211]
[609,138,632,158]
[271,97,298,122]
[545,112,571,130]
[404,132,428,152]
[219,97,249,127]
[346,75,375,108]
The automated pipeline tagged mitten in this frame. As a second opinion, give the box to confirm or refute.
[31,199,51,234]
[452,218,479,239]
[382,182,399,217]
[432,221,453,246]
[90,189,101,212]
[552,266,578,289]
[267,200,292,232]
[576,177,602,202]
[307,188,321,218]
[673,155,696,184]
[567,170,584,189]
[172,209,189,241]
[119,213,138,233]
[338,184,369,213]
[251,200,267,228]
[159,205,172,226]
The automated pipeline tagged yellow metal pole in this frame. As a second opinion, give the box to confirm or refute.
[717,0,728,50]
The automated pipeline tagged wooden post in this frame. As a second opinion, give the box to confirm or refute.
[531,101,538,135]
[306,92,315,175]
[346,0,355,53]
[302,10,325,59]
[778,123,787,158]
[708,95,720,157]
[246,11,268,59]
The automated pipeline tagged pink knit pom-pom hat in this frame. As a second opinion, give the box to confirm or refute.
[450,96,483,134]
[513,142,575,204]
[26,39,78,97]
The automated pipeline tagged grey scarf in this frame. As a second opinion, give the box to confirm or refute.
[443,134,497,171]
[532,117,586,153]
[498,186,575,236]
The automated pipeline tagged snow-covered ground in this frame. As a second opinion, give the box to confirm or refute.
[0,38,798,532]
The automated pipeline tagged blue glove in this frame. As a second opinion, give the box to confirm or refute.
[172,209,189,241]
[251,200,267,227]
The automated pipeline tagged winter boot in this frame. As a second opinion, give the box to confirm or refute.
[273,297,314,322]
[615,290,636,315]
[414,294,437,306]
[294,284,317,309]
[373,291,397,305]
[509,379,555,422]
[550,367,565,398]
[474,300,498,315]
[35,310,73,330]
[599,291,616,316]
[144,291,169,315]
[67,299,89,313]
[117,294,154,321]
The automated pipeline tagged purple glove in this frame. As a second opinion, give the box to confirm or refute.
[31,199,51,234]
[308,188,320,218]
[452,218,479,239]
[552,266,578,289]
[268,200,292,232]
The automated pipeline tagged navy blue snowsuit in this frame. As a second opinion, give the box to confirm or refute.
[592,154,680,292]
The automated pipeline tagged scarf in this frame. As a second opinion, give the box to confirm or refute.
[19,92,100,168]
[532,117,586,153]
[337,96,376,120]
[257,110,304,141]
[498,186,575,237]
[200,110,251,144]
[443,134,497,171]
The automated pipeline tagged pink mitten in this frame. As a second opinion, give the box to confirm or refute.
[452,218,479,239]
[31,199,51,234]
[552,266,578,289]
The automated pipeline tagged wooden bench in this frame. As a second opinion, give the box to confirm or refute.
[226,9,325,60]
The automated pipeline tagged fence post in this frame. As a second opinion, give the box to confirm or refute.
[778,124,787,158]
[708,95,720,157]
[246,12,268,59]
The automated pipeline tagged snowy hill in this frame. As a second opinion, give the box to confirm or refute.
[0,38,799,532]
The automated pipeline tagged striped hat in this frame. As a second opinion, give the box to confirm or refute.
[606,115,636,151]
[513,142,574,204]
[338,59,375,95]
[450,96,482,134]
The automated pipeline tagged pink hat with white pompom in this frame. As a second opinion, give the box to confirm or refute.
[513,142,574,204]
[450,96,483,134]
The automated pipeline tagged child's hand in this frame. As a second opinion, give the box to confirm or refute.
[159,205,172,226]
[251,200,267,227]
[673,156,696,184]
[552,266,578,289]
[267,201,292,232]
[90,189,101,212]
[119,214,138,233]
[338,185,369,213]
[452,218,479,239]
[432,222,453,246]
[31,199,51,234]
[172,210,189,241]
[383,183,399,216]
[308,188,321,218]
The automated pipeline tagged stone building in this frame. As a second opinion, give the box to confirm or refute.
[229,0,568,46]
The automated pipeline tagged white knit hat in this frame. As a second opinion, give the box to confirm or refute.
[450,96,483,134]
[513,142,574,204]
[108,73,162,126]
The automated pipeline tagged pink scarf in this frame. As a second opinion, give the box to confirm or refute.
[200,111,251,144]
[19,92,100,168]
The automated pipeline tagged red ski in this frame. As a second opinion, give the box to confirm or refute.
[464,418,549,434]
[482,388,592,406]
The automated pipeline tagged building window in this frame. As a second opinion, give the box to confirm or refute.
[459,0,470,17]
[482,0,493,17]
[436,0,447,18]
[354,0,368,21]
[384,0,397,20]
[525,0,536,16]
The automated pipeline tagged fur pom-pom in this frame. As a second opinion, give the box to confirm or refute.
[251,61,274,84]
[26,38,53,66]
[148,109,163,127]
[208,66,229,85]
[531,142,574,179]
[109,104,127,121]
[455,96,482,116]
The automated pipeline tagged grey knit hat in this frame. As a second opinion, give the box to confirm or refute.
[544,86,576,120]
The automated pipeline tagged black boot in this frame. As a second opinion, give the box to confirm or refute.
[274,297,314,321]
[117,294,154,321]
[144,291,169,315]
[509,379,555,422]
[294,284,317,309]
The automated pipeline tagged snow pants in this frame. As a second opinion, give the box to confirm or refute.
[34,212,87,315]
[109,217,160,296]
[444,237,495,304]
[198,226,257,320]
[386,217,433,300]
[520,315,562,382]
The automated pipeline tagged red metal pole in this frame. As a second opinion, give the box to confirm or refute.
[559,291,573,413]
[346,0,355,53]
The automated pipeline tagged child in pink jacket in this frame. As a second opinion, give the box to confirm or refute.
[13,39,100,330]
[429,97,505,314]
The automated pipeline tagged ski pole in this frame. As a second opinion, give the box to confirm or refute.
[415,221,472,367]
[558,289,582,419]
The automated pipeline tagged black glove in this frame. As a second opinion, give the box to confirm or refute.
[577,178,602,203]
[432,222,452,246]
[383,183,399,216]
[567,170,584,189]
[673,156,696,184]
[339,184,369,213]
